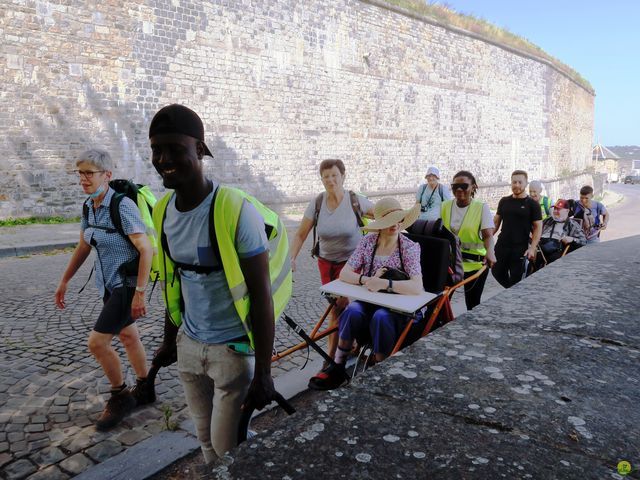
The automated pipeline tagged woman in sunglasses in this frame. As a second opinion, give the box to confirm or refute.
[440,171,496,310]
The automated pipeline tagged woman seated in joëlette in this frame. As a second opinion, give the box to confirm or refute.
[309,198,423,390]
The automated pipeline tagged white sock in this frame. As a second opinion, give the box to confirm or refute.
[334,346,350,365]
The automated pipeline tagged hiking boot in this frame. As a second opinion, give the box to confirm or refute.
[96,388,136,431]
[130,377,156,406]
[308,363,348,391]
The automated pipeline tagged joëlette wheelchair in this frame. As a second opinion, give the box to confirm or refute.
[272,219,487,364]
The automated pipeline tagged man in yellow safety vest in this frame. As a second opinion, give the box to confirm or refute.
[148,104,291,466]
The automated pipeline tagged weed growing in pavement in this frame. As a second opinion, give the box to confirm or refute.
[162,405,179,431]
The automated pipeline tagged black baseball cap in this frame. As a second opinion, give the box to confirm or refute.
[148,104,213,157]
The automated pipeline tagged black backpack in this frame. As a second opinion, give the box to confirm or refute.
[407,218,465,285]
[311,190,365,258]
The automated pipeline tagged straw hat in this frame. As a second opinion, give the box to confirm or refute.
[363,198,421,231]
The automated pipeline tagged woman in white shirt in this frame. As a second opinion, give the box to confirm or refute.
[440,170,496,310]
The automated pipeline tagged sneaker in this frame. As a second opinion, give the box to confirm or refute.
[308,363,348,391]
[96,388,136,431]
[130,377,156,406]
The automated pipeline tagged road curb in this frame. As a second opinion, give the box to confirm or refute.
[0,242,77,258]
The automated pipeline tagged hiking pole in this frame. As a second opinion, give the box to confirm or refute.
[237,391,296,445]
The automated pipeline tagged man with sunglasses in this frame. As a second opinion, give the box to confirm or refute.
[492,170,542,288]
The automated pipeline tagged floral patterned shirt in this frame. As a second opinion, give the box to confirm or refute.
[347,233,422,277]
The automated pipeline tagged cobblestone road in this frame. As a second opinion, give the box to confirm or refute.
[0,227,498,479]
[0,231,331,479]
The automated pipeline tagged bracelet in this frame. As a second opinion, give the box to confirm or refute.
[135,286,146,293]
[358,274,365,285]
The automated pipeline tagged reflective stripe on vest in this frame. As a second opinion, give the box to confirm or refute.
[152,187,292,349]
[442,200,486,273]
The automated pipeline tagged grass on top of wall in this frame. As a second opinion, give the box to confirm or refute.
[385,0,593,92]
[0,216,80,227]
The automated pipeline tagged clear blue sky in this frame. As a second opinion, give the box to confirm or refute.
[435,1,640,146]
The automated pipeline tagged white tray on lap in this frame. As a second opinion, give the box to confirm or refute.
[319,280,438,314]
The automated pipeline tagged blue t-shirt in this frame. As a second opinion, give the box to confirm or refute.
[574,201,606,226]
[81,187,146,296]
[163,183,268,344]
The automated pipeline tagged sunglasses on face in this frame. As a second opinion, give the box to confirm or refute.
[451,183,470,191]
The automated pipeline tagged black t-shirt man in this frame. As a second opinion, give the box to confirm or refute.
[495,195,542,248]
[492,170,543,288]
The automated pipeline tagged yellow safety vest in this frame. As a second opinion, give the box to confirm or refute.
[441,200,486,273]
[539,196,551,220]
[152,187,292,349]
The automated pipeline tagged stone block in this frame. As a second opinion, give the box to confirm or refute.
[29,445,65,467]
[4,458,37,480]
[25,465,69,480]
[85,439,123,463]
[58,453,94,475]
[60,433,92,454]
[115,429,151,446]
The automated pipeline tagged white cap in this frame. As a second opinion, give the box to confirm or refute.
[425,166,440,179]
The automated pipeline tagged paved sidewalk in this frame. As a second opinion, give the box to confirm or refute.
[0,213,306,259]
[0,223,80,258]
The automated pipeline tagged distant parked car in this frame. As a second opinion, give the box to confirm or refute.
[623,175,640,184]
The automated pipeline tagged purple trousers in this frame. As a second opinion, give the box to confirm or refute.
[338,301,418,356]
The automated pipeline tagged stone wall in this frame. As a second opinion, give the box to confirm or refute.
[0,0,595,218]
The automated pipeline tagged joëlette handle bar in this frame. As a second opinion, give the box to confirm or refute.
[237,391,296,445]
[282,313,337,366]
[147,363,161,386]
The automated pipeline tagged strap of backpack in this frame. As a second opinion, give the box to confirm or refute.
[82,201,89,225]
[159,186,223,274]
[109,193,135,247]
[78,200,96,294]
[418,184,427,206]
[438,184,444,202]
[311,193,323,257]
[83,199,117,234]
[349,190,365,228]
[208,186,223,268]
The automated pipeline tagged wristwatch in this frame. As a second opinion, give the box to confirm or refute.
[386,278,393,293]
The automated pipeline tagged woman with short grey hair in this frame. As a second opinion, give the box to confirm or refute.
[528,180,552,220]
[55,148,154,431]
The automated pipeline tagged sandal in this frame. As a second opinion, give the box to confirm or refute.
[308,363,348,391]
